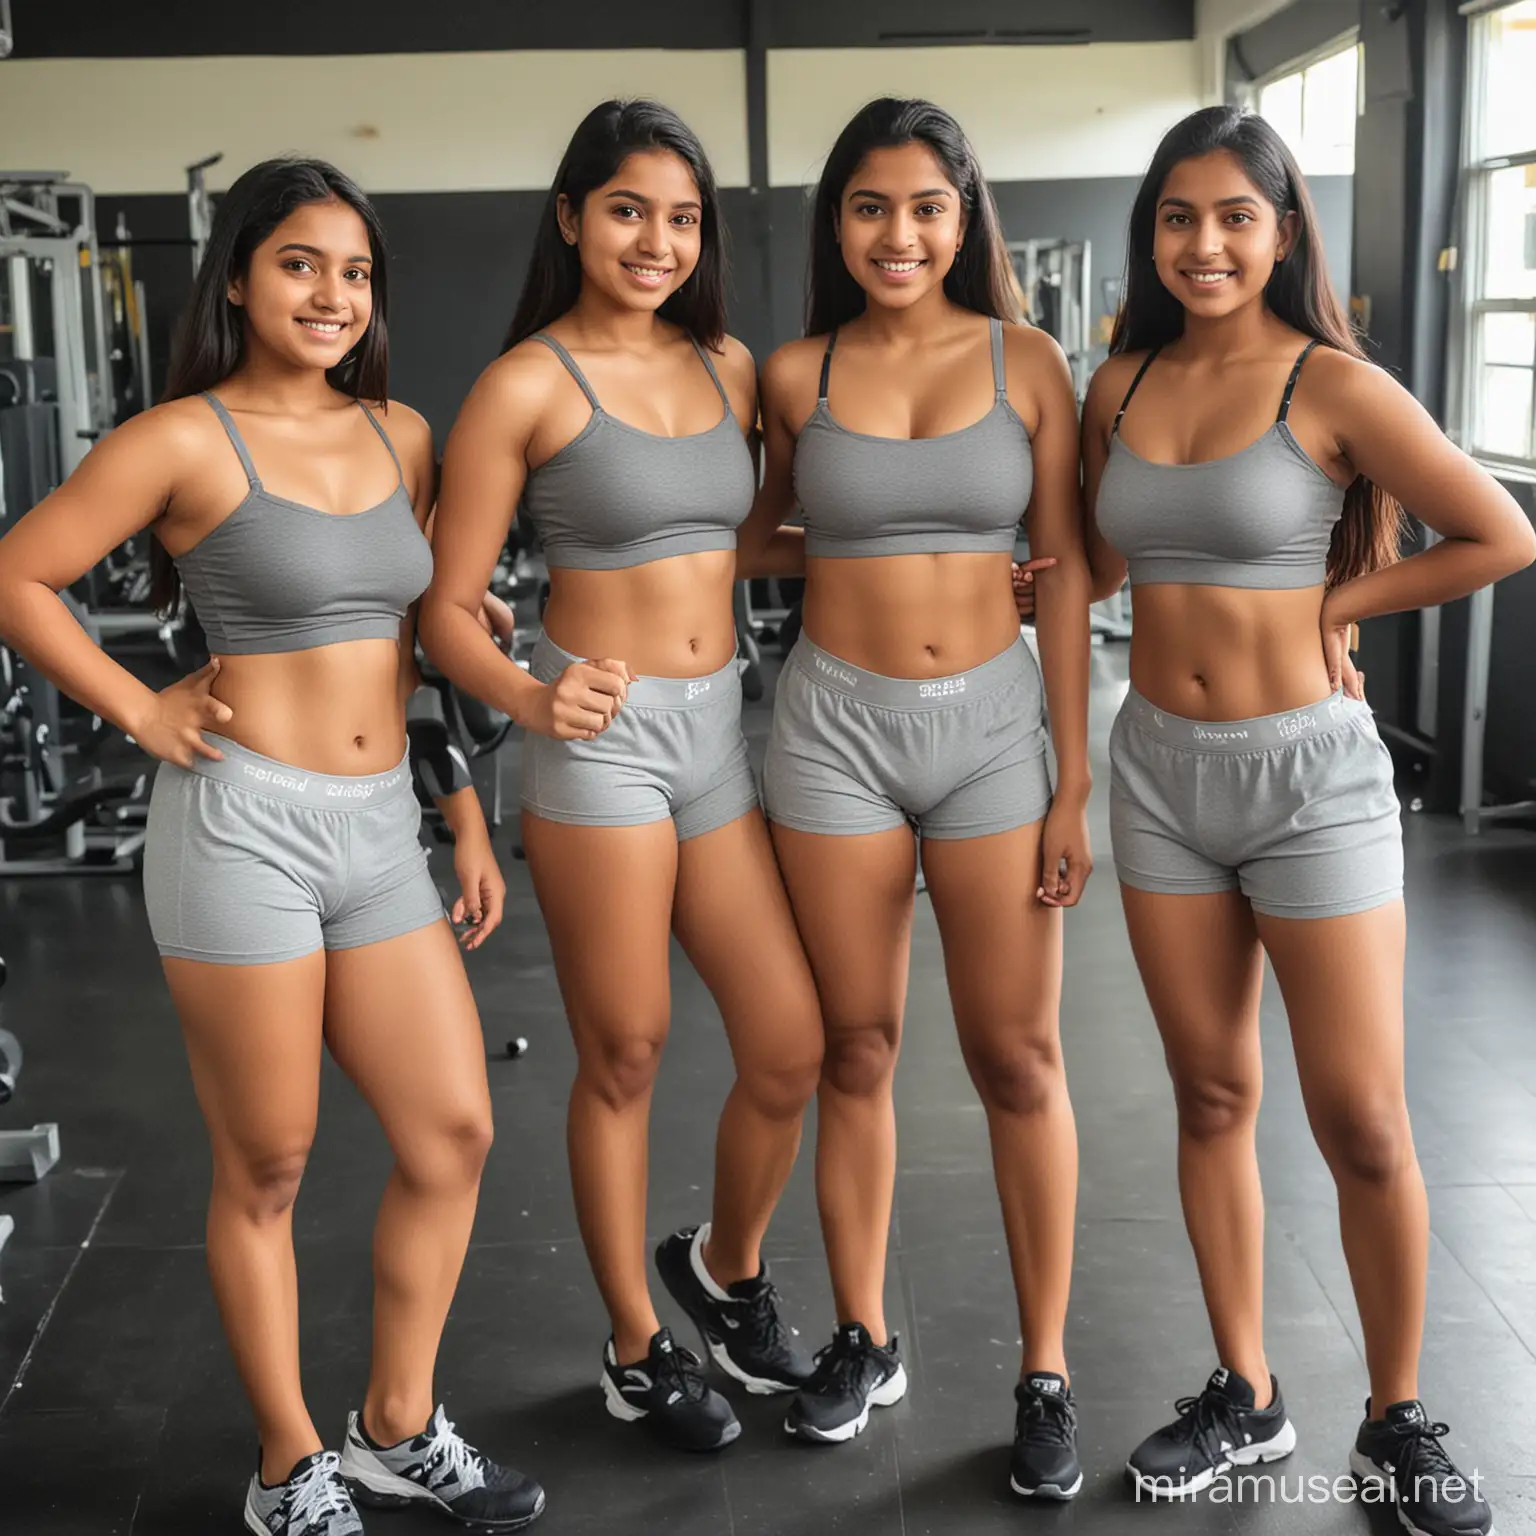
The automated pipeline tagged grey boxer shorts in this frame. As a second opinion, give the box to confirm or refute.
[1109,685,1404,919]
[764,634,1053,840]
[143,734,444,964]
[520,633,760,841]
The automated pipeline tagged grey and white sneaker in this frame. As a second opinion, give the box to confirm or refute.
[244,1450,363,1536]
[339,1406,546,1531]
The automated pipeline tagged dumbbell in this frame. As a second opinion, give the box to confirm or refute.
[0,1029,22,1107]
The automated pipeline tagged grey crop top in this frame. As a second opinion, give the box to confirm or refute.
[518,333,755,571]
[1094,341,1345,589]
[174,394,431,655]
[793,316,1032,559]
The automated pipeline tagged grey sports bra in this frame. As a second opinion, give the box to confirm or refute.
[793,316,1032,559]
[1094,341,1345,589]
[174,394,432,655]
[519,333,755,572]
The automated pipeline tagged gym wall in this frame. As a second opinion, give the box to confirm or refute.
[0,37,1351,441]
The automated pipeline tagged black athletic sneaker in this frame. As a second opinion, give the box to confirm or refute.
[339,1406,545,1531]
[600,1327,741,1451]
[244,1450,362,1536]
[1126,1367,1297,1498]
[1349,1399,1494,1536]
[784,1322,908,1444]
[1010,1372,1083,1500]
[655,1223,815,1394]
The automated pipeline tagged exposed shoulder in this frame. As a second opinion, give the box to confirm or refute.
[710,332,757,394]
[468,337,571,414]
[94,394,231,481]
[1083,351,1148,434]
[1002,318,1068,371]
[1292,341,1390,406]
[378,399,433,453]
[760,335,826,396]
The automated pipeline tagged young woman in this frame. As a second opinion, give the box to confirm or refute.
[0,160,543,1536]
[1085,107,1533,1534]
[419,100,824,1454]
[739,98,1094,1499]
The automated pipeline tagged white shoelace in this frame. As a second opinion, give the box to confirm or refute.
[419,1415,487,1496]
[286,1454,356,1532]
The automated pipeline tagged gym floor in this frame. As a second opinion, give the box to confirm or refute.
[2,644,1535,1536]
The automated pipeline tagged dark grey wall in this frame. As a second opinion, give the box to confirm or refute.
[9,0,1193,57]
[102,173,1357,448]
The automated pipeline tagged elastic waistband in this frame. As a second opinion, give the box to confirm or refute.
[531,633,740,709]
[1119,685,1370,752]
[790,634,1030,710]
[191,735,413,809]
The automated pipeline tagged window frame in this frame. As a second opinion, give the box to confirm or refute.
[1248,31,1363,176]
[1450,0,1536,481]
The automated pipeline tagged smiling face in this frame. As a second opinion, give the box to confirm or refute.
[559,149,704,315]
[837,141,966,314]
[227,198,375,372]
[1153,150,1296,319]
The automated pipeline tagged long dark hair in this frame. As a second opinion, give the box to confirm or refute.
[806,98,1019,336]
[503,99,728,354]
[153,157,391,614]
[1111,106,1402,587]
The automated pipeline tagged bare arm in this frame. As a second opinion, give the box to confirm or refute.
[735,342,815,581]
[1017,329,1093,797]
[393,402,437,706]
[1317,353,1536,625]
[1080,358,1133,604]
[0,405,232,762]
[418,348,630,741]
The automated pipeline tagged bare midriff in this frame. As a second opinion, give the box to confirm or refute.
[209,638,406,773]
[802,551,1020,678]
[1128,582,1334,720]
[541,548,738,676]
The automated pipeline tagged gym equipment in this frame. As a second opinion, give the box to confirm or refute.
[186,154,223,278]
[0,355,153,874]
[1010,239,1094,400]
[0,958,62,1284]
[0,173,115,477]
[1460,581,1536,833]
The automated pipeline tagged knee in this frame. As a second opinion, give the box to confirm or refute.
[217,1141,312,1222]
[1175,1074,1261,1143]
[578,1029,667,1110]
[399,1108,494,1193]
[1316,1103,1414,1186]
[739,1040,824,1121]
[964,1036,1063,1117]
[821,1020,899,1100]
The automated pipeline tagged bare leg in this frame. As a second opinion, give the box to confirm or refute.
[323,919,494,1445]
[163,953,327,1485]
[522,812,678,1366]
[1256,901,1426,1417]
[1119,886,1273,1403]
[671,810,823,1286]
[770,824,916,1345]
[921,823,1074,1377]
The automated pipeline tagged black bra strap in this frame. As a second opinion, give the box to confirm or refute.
[989,317,1007,397]
[357,401,404,484]
[1277,340,1320,423]
[1111,348,1160,437]
[201,392,260,486]
[531,333,601,410]
[689,337,733,412]
[818,331,838,403]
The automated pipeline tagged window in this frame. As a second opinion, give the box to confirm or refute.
[1257,42,1361,176]
[1458,1,1536,474]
